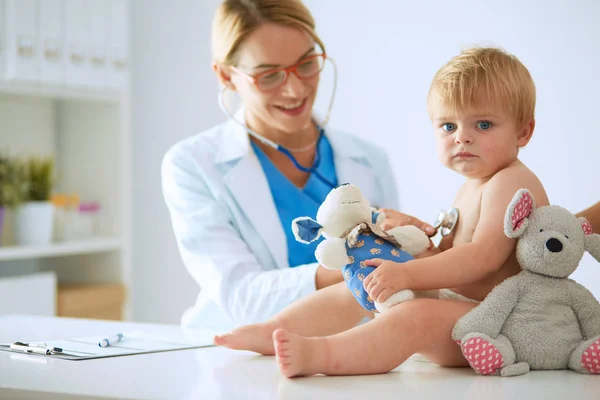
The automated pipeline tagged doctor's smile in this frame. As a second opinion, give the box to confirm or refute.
[275,97,309,116]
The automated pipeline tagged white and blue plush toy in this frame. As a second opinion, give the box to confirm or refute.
[292,183,433,312]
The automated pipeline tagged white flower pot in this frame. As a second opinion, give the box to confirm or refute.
[15,202,55,246]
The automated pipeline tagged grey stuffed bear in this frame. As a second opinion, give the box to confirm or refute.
[452,188,600,377]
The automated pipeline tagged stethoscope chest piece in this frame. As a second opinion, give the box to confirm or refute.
[433,207,459,237]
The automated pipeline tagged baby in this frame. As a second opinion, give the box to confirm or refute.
[214,46,550,378]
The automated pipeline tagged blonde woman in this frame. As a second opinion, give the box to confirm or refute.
[161,0,432,332]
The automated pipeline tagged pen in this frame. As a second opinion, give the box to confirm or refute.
[99,333,124,348]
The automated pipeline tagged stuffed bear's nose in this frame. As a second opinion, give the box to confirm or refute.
[546,238,563,253]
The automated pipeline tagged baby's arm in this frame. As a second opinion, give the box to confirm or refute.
[569,280,600,338]
[393,166,548,291]
[413,246,441,259]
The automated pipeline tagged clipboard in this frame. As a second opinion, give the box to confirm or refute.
[0,330,215,360]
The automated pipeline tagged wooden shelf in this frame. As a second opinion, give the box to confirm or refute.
[0,81,124,103]
[0,237,122,262]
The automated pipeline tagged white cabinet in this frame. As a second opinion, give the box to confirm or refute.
[39,0,63,85]
[63,0,86,86]
[107,0,128,90]
[4,0,39,83]
[0,272,56,316]
[1,0,128,91]
[88,0,109,88]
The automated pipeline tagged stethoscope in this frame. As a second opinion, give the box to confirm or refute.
[432,207,460,237]
[218,57,339,190]
[218,58,460,236]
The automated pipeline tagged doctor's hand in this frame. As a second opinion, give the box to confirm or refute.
[315,266,344,290]
[378,208,436,237]
[362,258,410,303]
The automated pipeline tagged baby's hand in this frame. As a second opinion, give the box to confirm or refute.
[378,208,436,236]
[363,258,410,303]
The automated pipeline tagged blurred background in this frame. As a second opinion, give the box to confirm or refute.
[0,0,598,324]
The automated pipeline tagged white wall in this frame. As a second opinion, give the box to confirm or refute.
[130,0,224,323]
[131,0,600,323]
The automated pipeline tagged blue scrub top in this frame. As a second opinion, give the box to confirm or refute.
[251,134,338,267]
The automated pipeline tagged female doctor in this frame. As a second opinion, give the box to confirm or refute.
[161,0,433,331]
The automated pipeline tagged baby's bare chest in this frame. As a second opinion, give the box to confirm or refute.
[452,191,482,245]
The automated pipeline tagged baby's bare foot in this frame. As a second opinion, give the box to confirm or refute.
[214,323,276,355]
[273,329,327,378]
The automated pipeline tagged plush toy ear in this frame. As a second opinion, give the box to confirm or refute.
[504,189,536,238]
[371,208,386,225]
[291,217,324,244]
[580,217,600,262]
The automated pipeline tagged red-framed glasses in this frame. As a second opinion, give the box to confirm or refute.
[230,53,327,92]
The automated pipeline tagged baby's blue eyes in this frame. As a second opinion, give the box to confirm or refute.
[441,121,493,132]
[442,123,456,132]
[477,121,492,130]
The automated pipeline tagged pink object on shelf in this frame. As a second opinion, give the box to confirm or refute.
[79,202,100,213]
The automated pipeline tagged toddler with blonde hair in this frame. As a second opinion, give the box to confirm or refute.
[215,46,550,378]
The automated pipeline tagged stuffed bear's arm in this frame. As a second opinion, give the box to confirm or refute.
[385,225,430,256]
[568,280,600,338]
[315,238,350,270]
[452,276,521,341]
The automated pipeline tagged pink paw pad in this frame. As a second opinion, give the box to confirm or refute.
[461,337,503,375]
[581,339,600,374]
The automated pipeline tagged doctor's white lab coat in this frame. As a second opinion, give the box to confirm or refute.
[161,118,399,331]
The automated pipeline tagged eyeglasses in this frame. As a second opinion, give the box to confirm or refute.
[230,53,327,92]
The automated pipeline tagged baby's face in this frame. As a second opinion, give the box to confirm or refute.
[429,94,523,180]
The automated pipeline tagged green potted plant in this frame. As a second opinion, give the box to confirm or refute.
[0,155,27,245]
[14,156,56,246]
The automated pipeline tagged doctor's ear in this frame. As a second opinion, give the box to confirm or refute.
[212,63,236,91]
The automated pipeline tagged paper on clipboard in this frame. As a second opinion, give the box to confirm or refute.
[0,329,215,360]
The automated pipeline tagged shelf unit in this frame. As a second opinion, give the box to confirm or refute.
[0,81,123,103]
[0,88,132,319]
[0,237,122,262]
[0,0,131,320]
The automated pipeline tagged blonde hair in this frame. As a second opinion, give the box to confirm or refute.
[427,47,536,127]
[211,0,325,66]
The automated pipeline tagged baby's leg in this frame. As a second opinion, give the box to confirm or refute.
[214,281,372,355]
[273,298,477,377]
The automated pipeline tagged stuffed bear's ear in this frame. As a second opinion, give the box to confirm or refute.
[371,208,386,225]
[580,217,600,262]
[504,189,536,238]
[291,217,324,244]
